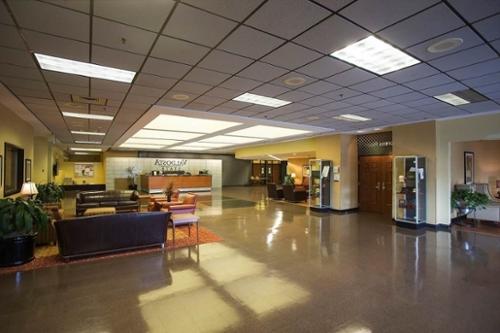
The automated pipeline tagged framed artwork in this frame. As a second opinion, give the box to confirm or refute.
[75,163,94,177]
[25,159,32,182]
[0,155,2,186]
[464,151,474,185]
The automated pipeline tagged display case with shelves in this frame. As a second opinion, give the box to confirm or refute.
[309,159,332,211]
[393,156,426,225]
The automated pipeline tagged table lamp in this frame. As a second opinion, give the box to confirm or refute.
[20,182,38,199]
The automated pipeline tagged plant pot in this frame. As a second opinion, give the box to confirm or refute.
[0,234,37,267]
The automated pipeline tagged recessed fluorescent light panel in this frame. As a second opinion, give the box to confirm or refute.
[434,93,470,106]
[200,135,264,144]
[124,138,180,146]
[331,36,420,75]
[120,144,163,150]
[34,53,136,83]
[71,130,106,136]
[227,125,310,139]
[169,146,206,151]
[133,129,203,140]
[233,93,291,108]
[181,142,232,148]
[70,147,102,152]
[334,114,371,122]
[145,115,241,133]
[74,140,102,144]
[62,112,114,121]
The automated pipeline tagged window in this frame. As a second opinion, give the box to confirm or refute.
[4,143,24,196]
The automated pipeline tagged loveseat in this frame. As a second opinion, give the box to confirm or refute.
[76,190,140,216]
[55,211,170,260]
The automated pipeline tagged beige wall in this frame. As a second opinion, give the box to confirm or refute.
[451,140,500,187]
[287,157,310,185]
[393,121,437,224]
[33,136,51,184]
[236,134,358,210]
[0,104,34,198]
[55,162,105,185]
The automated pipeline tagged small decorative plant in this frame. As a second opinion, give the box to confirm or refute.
[284,174,295,185]
[0,198,49,239]
[36,183,64,204]
[451,189,489,216]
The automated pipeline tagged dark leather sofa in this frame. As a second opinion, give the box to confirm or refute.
[76,190,140,216]
[267,183,284,200]
[55,211,170,260]
[283,184,307,202]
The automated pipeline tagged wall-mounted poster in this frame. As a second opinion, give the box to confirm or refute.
[25,159,32,182]
[75,163,94,178]
[464,151,474,185]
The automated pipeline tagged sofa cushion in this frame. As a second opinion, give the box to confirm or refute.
[183,194,197,204]
[117,200,138,206]
[78,202,99,209]
[99,201,118,207]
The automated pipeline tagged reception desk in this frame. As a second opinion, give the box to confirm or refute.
[140,175,212,193]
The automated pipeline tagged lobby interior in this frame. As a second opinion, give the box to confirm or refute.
[1,0,500,332]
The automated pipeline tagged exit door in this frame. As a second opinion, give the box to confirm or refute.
[358,155,392,215]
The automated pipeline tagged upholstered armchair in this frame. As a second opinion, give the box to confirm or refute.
[283,184,307,202]
[267,183,283,200]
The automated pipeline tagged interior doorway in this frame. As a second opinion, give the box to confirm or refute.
[359,155,393,215]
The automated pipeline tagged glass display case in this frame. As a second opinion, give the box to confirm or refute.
[393,156,426,225]
[309,159,332,210]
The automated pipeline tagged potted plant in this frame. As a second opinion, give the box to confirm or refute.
[36,182,64,207]
[284,174,295,186]
[451,188,489,220]
[0,198,49,266]
[164,182,174,202]
[126,166,139,190]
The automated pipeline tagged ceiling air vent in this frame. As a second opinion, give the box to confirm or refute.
[452,89,488,103]
[71,95,107,106]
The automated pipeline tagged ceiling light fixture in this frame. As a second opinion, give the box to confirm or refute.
[334,114,371,122]
[34,53,135,83]
[200,135,263,144]
[62,112,114,121]
[171,94,190,101]
[307,116,320,121]
[169,146,206,151]
[233,93,291,108]
[228,125,310,139]
[283,77,306,86]
[120,144,164,149]
[71,130,106,136]
[145,114,241,133]
[181,142,232,148]
[70,147,102,152]
[74,140,102,144]
[125,138,180,145]
[133,129,203,140]
[427,38,463,53]
[434,93,470,106]
[331,36,420,75]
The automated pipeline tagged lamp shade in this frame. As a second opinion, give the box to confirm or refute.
[20,182,38,196]
[290,173,296,178]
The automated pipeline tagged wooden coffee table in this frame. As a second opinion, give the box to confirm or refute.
[83,207,116,216]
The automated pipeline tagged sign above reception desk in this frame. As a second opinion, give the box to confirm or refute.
[106,157,221,192]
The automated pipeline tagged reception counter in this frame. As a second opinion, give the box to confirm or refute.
[140,175,212,193]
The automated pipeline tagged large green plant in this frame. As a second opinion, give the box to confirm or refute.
[36,183,64,204]
[451,189,489,211]
[0,198,49,239]
[284,174,295,185]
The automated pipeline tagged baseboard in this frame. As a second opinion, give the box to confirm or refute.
[329,207,359,214]
[394,219,451,231]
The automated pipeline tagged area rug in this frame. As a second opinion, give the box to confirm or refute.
[0,226,222,276]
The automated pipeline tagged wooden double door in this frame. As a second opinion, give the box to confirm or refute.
[359,155,393,215]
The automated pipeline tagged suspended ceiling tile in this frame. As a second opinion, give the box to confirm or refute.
[23,30,89,62]
[238,62,289,82]
[184,67,231,86]
[299,81,341,95]
[219,76,262,91]
[246,0,330,39]
[198,49,253,74]
[447,0,500,23]
[428,44,497,72]
[326,68,376,87]
[378,4,464,48]
[218,25,284,59]
[8,0,89,42]
[142,57,191,79]
[94,0,174,32]
[92,45,145,71]
[133,74,177,90]
[150,35,210,65]
[294,15,370,53]
[262,42,322,70]
[182,0,264,21]
[296,56,351,79]
[250,84,289,97]
[163,3,237,47]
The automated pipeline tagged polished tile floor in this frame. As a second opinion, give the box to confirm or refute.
[1,186,500,332]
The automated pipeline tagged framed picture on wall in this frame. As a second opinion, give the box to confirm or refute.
[25,159,32,182]
[75,163,94,177]
[464,151,474,185]
[0,155,2,186]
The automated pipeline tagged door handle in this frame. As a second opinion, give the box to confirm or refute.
[375,182,380,190]
[382,182,386,191]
